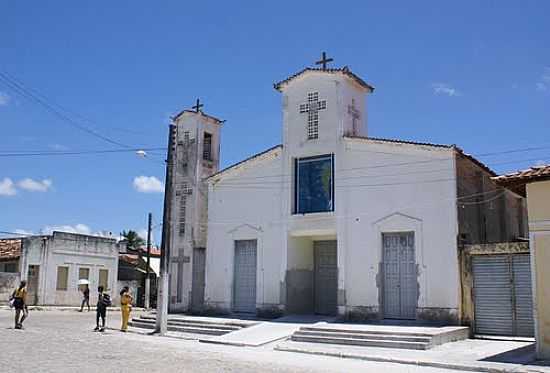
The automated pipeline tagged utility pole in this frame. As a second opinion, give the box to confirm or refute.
[155,123,175,335]
[144,212,152,310]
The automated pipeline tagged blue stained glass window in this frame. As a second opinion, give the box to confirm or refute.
[295,155,334,214]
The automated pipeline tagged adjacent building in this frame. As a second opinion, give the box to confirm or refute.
[19,231,119,306]
[494,164,550,359]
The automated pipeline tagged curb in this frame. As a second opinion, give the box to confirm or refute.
[274,345,535,373]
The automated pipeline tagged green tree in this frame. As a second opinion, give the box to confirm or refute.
[121,230,145,251]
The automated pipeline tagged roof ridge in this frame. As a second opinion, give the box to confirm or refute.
[274,66,374,92]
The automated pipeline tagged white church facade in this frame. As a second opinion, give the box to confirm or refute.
[169,56,525,323]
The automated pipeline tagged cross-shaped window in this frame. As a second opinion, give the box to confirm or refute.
[348,99,361,135]
[299,92,327,140]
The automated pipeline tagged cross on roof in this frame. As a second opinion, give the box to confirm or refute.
[315,52,334,70]
[192,98,203,113]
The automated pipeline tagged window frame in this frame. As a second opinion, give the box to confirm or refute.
[98,269,109,290]
[294,154,335,215]
[78,267,90,281]
[203,132,213,161]
[56,266,69,291]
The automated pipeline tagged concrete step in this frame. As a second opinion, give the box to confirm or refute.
[138,315,245,329]
[293,330,432,343]
[128,320,230,336]
[299,326,433,337]
[290,334,430,350]
[132,317,240,331]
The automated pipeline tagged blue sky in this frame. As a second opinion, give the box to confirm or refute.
[1,1,549,241]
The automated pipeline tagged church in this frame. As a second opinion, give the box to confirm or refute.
[167,54,526,323]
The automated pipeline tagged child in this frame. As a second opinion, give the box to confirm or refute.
[94,286,110,332]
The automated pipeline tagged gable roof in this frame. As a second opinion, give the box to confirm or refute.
[492,164,550,186]
[274,67,375,92]
[208,144,283,182]
[172,109,224,124]
[0,239,21,261]
[345,135,496,176]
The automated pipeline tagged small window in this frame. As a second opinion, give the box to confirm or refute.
[203,132,213,161]
[98,269,109,290]
[78,267,90,280]
[56,266,69,291]
[294,154,334,214]
[179,194,187,236]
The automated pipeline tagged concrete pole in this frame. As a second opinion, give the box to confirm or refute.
[155,124,175,335]
[144,212,152,310]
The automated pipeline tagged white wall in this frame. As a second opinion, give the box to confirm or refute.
[22,233,119,306]
[339,138,459,317]
[205,148,284,311]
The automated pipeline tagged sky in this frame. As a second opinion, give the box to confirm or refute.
[1,1,549,242]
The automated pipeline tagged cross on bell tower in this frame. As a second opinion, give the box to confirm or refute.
[192,98,204,113]
[315,52,334,70]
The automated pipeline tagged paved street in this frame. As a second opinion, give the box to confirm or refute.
[0,310,480,373]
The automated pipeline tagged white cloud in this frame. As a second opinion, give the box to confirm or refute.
[13,229,34,236]
[41,224,92,235]
[536,67,550,92]
[18,178,52,192]
[432,83,461,97]
[0,178,17,196]
[0,92,9,106]
[133,176,164,193]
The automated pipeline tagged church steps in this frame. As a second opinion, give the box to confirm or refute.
[292,330,432,343]
[128,319,234,336]
[288,325,469,350]
[128,315,249,336]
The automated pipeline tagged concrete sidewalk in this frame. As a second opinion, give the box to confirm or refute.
[0,305,146,312]
[275,338,550,373]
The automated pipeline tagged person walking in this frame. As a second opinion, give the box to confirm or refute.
[119,286,133,332]
[94,286,110,332]
[79,284,90,312]
[11,280,28,330]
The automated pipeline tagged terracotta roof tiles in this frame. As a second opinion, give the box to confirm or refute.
[492,164,550,186]
[0,239,21,261]
[274,67,375,92]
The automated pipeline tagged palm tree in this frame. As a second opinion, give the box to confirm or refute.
[121,230,145,252]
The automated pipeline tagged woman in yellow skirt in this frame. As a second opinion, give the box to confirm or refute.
[119,286,133,332]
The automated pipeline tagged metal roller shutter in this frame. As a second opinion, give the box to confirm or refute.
[472,254,534,337]
[512,255,534,337]
[473,255,513,335]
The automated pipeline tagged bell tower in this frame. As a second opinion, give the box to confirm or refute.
[168,99,223,312]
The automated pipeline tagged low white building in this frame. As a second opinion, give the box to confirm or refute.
[20,231,119,306]
[202,59,525,322]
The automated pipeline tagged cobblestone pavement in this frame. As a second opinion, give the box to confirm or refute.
[0,310,480,373]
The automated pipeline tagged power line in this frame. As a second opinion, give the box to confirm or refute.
[0,147,165,157]
[0,70,135,149]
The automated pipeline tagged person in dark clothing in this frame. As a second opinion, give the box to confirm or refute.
[79,285,90,312]
[94,286,109,332]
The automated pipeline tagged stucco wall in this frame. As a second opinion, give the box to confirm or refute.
[340,139,459,321]
[21,233,119,306]
[527,180,550,359]
[205,150,284,313]
[0,272,20,304]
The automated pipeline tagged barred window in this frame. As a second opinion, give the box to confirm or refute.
[179,194,187,236]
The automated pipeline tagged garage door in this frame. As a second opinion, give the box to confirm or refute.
[314,241,338,315]
[233,240,257,313]
[472,254,534,337]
